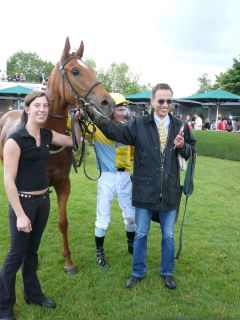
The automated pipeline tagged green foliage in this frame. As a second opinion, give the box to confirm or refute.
[0,155,239,319]
[193,130,240,161]
[196,73,214,93]
[215,56,240,94]
[95,62,149,95]
[7,51,54,83]
[7,50,149,94]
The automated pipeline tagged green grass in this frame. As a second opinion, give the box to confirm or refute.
[0,152,239,320]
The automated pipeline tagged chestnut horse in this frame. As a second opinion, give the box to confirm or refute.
[0,37,114,275]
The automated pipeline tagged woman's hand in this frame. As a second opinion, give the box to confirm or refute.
[17,214,32,233]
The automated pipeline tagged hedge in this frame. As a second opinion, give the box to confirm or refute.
[192,130,240,161]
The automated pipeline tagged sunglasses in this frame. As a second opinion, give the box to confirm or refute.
[157,99,173,105]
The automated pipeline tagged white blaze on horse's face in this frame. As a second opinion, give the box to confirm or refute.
[76,59,88,69]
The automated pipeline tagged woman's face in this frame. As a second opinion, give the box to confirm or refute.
[25,96,49,125]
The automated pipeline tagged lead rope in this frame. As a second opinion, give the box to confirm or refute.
[175,196,188,259]
[70,111,102,180]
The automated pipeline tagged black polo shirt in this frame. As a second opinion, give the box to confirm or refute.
[9,127,53,192]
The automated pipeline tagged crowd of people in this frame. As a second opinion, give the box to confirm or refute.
[0,71,47,84]
[177,113,240,132]
[0,72,26,82]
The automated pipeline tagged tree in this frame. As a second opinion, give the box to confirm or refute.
[7,52,54,83]
[196,73,213,93]
[99,62,148,95]
[86,61,148,95]
[215,56,240,94]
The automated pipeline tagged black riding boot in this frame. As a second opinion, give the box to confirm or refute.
[126,231,135,255]
[95,236,110,269]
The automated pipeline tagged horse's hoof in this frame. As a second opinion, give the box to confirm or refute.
[64,266,77,275]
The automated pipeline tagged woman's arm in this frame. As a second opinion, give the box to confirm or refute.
[3,139,32,233]
[51,117,81,147]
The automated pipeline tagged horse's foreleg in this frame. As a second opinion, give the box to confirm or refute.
[55,178,77,275]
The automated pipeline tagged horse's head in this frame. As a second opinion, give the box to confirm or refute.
[47,37,115,119]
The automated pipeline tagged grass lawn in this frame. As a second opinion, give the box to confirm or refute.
[0,152,239,320]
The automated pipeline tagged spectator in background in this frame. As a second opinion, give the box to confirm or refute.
[20,73,26,82]
[203,118,211,130]
[217,118,227,130]
[1,70,7,81]
[210,119,216,130]
[186,114,193,130]
[226,119,233,132]
[193,113,203,130]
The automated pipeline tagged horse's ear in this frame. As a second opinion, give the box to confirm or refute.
[75,41,84,58]
[61,37,71,61]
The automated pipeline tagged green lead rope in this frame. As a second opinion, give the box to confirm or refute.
[175,147,196,259]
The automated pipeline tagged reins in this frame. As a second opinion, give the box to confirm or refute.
[70,112,102,181]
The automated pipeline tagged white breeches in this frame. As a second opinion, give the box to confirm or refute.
[95,171,135,231]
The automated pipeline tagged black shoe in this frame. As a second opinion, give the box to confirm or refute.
[25,297,56,308]
[162,275,176,289]
[96,247,110,269]
[125,276,143,289]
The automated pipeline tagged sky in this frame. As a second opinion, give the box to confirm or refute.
[1,0,240,98]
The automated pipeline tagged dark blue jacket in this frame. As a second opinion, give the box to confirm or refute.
[97,113,196,211]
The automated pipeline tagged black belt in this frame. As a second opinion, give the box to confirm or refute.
[19,190,50,199]
[117,168,126,172]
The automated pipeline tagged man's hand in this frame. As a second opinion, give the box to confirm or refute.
[174,131,185,149]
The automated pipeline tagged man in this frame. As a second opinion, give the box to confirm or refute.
[90,93,135,269]
[95,83,196,289]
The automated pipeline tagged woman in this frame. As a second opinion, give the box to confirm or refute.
[0,91,80,320]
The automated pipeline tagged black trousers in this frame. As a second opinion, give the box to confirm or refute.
[0,195,50,317]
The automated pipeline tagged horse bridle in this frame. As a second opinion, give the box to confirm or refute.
[59,55,101,112]
[48,55,101,119]
[49,55,102,180]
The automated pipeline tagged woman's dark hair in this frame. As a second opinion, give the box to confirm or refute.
[19,91,49,128]
[151,83,173,99]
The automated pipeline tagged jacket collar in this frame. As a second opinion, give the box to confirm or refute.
[144,112,181,126]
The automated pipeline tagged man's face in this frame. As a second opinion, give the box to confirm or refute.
[151,89,173,119]
[113,105,126,123]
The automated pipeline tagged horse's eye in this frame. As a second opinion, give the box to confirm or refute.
[71,68,80,76]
